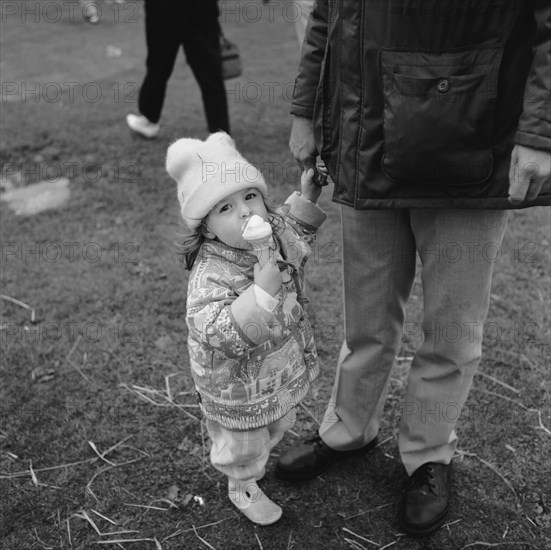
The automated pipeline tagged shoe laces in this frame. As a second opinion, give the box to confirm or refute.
[409,463,438,494]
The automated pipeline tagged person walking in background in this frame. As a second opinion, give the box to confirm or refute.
[165,132,326,525]
[78,0,124,24]
[276,0,550,537]
[126,0,229,139]
[78,0,100,23]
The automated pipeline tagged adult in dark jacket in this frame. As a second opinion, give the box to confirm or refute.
[276,0,551,536]
[126,0,229,138]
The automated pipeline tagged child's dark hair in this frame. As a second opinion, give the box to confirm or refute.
[177,201,287,271]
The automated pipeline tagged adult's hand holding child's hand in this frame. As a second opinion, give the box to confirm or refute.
[301,167,322,204]
[290,116,317,171]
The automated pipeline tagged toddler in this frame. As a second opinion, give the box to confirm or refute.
[166,132,326,525]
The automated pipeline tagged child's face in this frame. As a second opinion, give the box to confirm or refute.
[204,188,268,249]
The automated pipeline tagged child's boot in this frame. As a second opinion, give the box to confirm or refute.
[228,480,282,525]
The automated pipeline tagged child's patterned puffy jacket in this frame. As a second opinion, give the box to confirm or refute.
[186,192,326,430]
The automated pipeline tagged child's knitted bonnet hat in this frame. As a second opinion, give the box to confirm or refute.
[166,132,268,230]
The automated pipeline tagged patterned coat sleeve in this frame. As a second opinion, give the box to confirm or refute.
[186,269,276,359]
[282,191,327,247]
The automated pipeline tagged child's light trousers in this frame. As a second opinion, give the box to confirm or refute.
[206,409,296,483]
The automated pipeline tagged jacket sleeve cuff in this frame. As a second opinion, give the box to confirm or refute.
[515,129,551,152]
[290,106,315,119]
[284,191,327,231]
[253,284,279,313]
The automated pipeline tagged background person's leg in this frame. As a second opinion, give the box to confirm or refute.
[320,207,417,450]
[137,3,180,124]
[399,209,508,475]
[183,21,230,133]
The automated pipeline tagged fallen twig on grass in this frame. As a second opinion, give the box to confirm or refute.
[90,435,137,463]
[0,294,36,322]
[344,538,367,550]
[469,387,534,411]
[151,498,179,510]
[123,503,169,512]
[458,450,517,501]
[85,460,139,503]
[32,528,53,550]
[65,356,92,383]
[165,374,173,401]
[85,437,145,501]
[91,509,117,526]
[443,519,462,530]
[379,542,397,550]
[192,525,217,550]
[26,460,62,489]
[342,527,378,546]
[66,517,72,547]
[1,457,95,479]
[461,542,541,549]
[89,441,117,467]
[287,531,294,550]
[119,383,201,423]
[92,538,160,546]
[374,436,393,449]
[66,334,82,362]
[345,503,392,520]
[299,402,320,425]
[29,460,38,485]
[63,333,93,382]
[536,410,551,435]
[468,388,550,435]
[255,532,263,549]
[2,434,145,495]
[475,371,521,394]
[72,510,139,537]
[161,517,234,542]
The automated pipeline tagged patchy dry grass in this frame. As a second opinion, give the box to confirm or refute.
[1,2,550,549]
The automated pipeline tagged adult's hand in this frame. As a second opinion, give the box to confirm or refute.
[508,144,551,205]
[289,116,317,171]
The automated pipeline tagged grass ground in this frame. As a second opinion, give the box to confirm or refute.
[1,2,550,549]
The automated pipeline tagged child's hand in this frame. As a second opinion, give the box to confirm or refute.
[254,261,282,297]
[301,167,323,204]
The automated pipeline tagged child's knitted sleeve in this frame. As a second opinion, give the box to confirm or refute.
[186,271,276,359]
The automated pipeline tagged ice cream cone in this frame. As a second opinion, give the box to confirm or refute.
[242,215,275,267]
[249,235,276,267]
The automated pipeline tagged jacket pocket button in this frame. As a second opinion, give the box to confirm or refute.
[437,79,450,93]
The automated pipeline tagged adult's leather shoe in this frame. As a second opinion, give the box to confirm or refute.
[398,462,452,536]
[275,432,378,481]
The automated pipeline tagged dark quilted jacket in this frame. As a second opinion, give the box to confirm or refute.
[292,0,551,209]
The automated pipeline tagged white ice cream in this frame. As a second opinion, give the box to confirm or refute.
[242,214,272,241]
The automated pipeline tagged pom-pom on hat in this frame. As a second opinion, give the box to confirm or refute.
[166,132,268,230]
